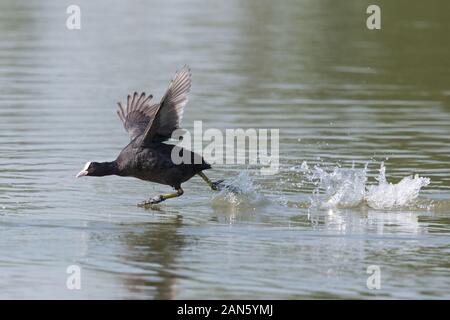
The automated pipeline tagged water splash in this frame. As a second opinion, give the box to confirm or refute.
[365,163,430,209]
[211,171,269,210]
[309,164,367,208]
[298,162,430,209]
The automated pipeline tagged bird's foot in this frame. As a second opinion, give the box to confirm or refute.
[211,180,241,193]
[211,179,225,191]
[137,195,165,207]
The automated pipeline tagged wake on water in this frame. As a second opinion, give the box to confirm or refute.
[214,162,434,211]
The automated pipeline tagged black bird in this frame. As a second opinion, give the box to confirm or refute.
[76,66,223,206]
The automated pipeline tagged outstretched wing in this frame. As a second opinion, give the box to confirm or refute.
[117,92,159,141]
[140,65,191,145]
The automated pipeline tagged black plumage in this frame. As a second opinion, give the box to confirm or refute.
[77,66,216,205]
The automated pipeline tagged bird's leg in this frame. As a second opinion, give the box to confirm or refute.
[138,187,184,206]
[197,172,225,191]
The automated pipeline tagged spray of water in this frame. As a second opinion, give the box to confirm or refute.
[211,171,269,210]
[299,161,430,209]
[365,163,430,209]
[212,162,431,211]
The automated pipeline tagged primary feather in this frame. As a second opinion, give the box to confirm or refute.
[117,65,192,145]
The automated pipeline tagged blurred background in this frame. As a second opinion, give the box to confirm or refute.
[0,0,449,299]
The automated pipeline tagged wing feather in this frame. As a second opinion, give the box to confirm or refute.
[116,65,192,144]
[141,65,191,145]
[116,92,157,141]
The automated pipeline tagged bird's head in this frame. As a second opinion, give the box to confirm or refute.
[76,161,96,178]
[76,161,119,178]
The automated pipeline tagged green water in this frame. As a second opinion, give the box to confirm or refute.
[0,0,449,299]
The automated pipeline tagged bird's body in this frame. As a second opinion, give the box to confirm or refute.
[77,66,222,205]
[115,140,210,188]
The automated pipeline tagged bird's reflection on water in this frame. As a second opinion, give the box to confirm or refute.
[121,214,185,299]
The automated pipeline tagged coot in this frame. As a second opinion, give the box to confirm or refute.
[76,66,223,206]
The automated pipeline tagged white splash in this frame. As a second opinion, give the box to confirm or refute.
[302,162,430,209]
[211,171,268,209]
[365,163,430,209]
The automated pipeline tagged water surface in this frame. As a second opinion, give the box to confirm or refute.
[0,0,449,299]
